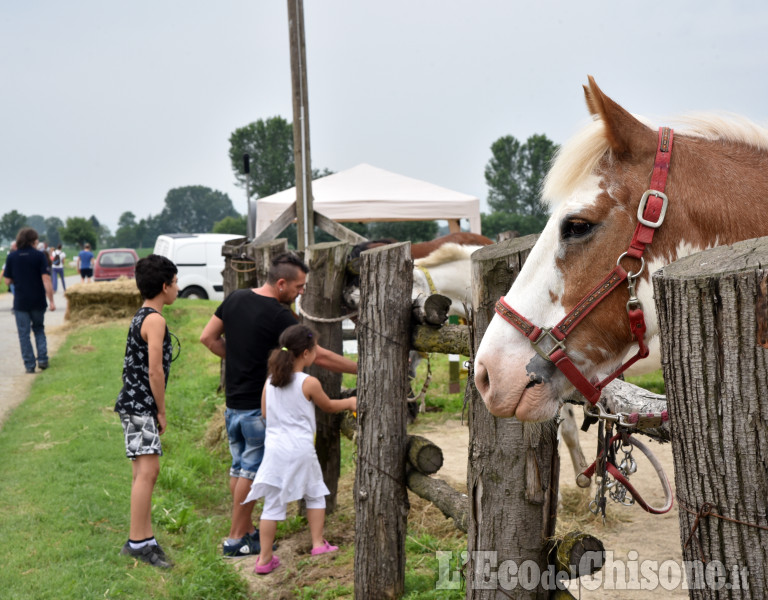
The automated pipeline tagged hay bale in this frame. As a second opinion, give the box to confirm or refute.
[65,278,142,322]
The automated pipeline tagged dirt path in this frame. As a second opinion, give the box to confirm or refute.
[413,415,686,598]
[0,285,72,429]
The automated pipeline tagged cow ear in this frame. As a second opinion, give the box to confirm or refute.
[583,75,656,158]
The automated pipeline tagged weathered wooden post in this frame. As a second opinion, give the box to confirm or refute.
[221,238,288,298]
[654,237,768,598]
[302,241,349,513]
[354,243,412,599]
[466,235,560,599]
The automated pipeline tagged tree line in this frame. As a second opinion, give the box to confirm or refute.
[1,117,557,249]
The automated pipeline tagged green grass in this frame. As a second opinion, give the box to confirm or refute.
[0,300,247,600]
[0,298,665,599]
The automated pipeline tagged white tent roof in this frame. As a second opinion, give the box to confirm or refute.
[252,163,482,236]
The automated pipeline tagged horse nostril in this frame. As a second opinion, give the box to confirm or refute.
[475,362,490,396]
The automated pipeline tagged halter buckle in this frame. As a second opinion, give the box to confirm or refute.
[532,327,566,362]
[637,190,668,228]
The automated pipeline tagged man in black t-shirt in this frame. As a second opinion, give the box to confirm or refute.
[200,252,356,557]
[3,228,55,373]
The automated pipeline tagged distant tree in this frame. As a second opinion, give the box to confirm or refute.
[158,186,238,233]
[480,212,548,240]
[114,211,139,247]
[1,210,28,243]
[60,217,98,249]
[45,217,64,246]
[485,133,558,217]
[89,215,111,248]
[26,215,47,240]
[212,215,247,235]
[138,215,165,248]
[230,117,295,198]
[229,117,334,200]
[367,220,439,243]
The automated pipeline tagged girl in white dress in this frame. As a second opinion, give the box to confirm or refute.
[246,324,357,575]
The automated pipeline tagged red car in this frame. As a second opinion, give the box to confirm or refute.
[93,248,139,282]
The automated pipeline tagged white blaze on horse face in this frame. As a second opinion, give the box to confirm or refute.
[474,177,604,422]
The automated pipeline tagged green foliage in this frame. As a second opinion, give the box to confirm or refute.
[59,216,98,249]
[230,116,295,198]
[626,369,665,395]
[480,211,548,239]
[485,133,558,216]
[0,209,27,243]
[367,220,439,243]
[45,216,64,246]
[212,215,247,235]
[158,186,238,234]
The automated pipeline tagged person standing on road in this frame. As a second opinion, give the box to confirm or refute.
[199,252,357,558]
[50,244,67,293]
[2,228,55,373]
[77,243,94,282]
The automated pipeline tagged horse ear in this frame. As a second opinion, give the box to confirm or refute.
[583,75,655,157]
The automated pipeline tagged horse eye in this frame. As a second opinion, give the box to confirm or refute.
[561,219,594,240]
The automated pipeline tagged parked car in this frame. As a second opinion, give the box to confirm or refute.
[93,248,139,282]
[152,233,243,300]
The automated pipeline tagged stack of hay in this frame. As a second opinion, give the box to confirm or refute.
[65,278,142,322]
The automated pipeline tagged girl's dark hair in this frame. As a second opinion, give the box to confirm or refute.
[268,324,317,388]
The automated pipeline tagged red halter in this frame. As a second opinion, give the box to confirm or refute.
[494,127,673,405]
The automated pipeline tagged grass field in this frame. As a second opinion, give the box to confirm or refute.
[0,299,664,599]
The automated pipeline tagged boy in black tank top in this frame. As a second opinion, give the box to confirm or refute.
[115,255,178,568]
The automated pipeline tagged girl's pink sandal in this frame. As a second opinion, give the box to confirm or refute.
[253,555,280,574]
[311,540,339,556]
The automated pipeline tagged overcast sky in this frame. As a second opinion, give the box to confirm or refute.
[3,1,768,233]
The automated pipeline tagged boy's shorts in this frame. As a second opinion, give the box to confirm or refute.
[120,414,163,460]
[80,268,93,278]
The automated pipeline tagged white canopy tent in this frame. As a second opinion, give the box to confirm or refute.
[251,163,482,236]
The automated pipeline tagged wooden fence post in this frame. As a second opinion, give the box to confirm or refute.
[654,237,768,598]
[354,243,412,599]
[302,241,349,513]
[466,235,560,599]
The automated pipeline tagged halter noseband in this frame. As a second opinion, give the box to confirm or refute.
[495,127,673,405]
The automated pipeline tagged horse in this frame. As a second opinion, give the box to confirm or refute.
[349,238,591,476]
[344,232,494,311]
[474,76,768,423]
[349,232,494,262]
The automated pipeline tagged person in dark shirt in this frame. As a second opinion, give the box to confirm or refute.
[114,255,178,569]
[2,228,55,373]
[200,252,356,557]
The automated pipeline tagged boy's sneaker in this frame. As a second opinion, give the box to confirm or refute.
[120,541,172,569]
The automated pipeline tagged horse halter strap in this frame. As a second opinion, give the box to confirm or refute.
[495,127,674,405]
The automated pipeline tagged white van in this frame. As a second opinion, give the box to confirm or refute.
[153,233,243,301]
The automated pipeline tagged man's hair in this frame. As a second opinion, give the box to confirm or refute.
[135,254,178,300]
[16,228,39,249]
[266,252,309,285]
[84,243,91,249]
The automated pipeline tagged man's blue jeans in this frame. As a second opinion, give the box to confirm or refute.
[14,309,48,371]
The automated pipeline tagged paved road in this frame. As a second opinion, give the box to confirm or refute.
[0,276,78,428]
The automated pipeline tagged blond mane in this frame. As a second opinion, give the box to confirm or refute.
[543,113,768,207]
[414,243,478,268]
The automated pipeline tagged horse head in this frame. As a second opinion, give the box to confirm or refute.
[474,76,768,422]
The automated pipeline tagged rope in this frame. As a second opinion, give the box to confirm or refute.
[295,295,358,323]
[677,495,768,564]
[229,259,258,273]
[408,354,432,408]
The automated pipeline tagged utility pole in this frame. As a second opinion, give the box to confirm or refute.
[287,0,314,250]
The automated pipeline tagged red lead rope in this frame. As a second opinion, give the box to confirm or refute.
[494,127,673,405]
